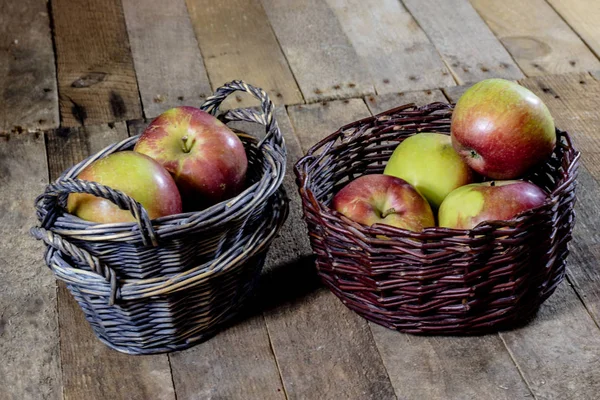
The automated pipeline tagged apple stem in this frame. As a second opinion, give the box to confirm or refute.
[181,136,191,153]
[381,208,396,218]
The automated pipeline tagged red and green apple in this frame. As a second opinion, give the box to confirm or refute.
[134,106,248,210]
[67,151,182,223]
[332,174,435,232]
[451,79,556,179]
[438,180,547,229]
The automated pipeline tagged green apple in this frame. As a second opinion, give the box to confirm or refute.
[384,132,474,209]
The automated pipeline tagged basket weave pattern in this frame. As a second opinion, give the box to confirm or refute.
[295,103,580,334]
[31,81,289,354]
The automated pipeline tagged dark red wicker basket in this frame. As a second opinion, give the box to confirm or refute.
[294,102,580,334]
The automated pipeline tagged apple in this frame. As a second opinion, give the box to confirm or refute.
[67,151,182,223]
[451,79,556,179]
[438,180,547,229]
[134,106,248,210]
[332,174,435,232]
[384,132,474,209]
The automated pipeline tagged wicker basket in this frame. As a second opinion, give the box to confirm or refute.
[31,81,289,354]
[295,102,580,334]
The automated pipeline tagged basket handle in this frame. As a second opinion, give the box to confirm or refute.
[200,80,283,150]
[35,178,158,247]
[30,227,120,305]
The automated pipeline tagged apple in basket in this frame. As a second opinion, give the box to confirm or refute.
[451,78,556,179]
[384,132,475,209]
[437,180,547,230]
[332,174,435,232]
[134,106,248,211]
[67,151,182,223]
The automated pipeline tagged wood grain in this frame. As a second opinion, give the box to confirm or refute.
[0,0,58,133]
[518,73,600,182]
[288,99,370,152]
[547,0,600,59]
[0,133,62,399]
[170,314,285,400]
[266,100,395,400]
[364,89,531,400]
[442,85,473,104]
[185,0,302,109]
[402,0,524,84]
[325,0,454,94]
[500,282,600,399]
[470,0,600,76]
[262,0,374,102]
[51,0,142,126]
[122,0,212,118]
[46,123,176,400]
[366,89,448,115]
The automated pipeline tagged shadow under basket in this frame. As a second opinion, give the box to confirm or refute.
[31,81,289,354]
[294,102,580,335]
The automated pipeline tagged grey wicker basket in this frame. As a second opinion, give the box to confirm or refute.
[31,81,289,354]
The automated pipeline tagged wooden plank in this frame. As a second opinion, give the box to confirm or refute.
[591,70,600,81]
[470,0,600,76]
[371,325,531,400]
[499,282,600,399]
[288,99,370,153]
[442,84,473,104]
[366,89,448,115]
[51,0,142,126]
[547,0,600,59]
[122,0,212,119]
[185,0,302,108]
[170,314,285,400]
[265,100,396,400]
[262,0,374,102]
[46,123,176,400]
[364,89,531,400]
[518,73,600,185]
[0,0,58,132]
[0,133,62,399]
[402,0,524,84]
[325,0,454,94]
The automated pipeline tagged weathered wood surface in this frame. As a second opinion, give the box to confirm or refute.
[547,0,600,59]
[0,0,58,133]
[325,0,454,94]
[51,0,142,126]
[500,282,600,399]
[122,0,212,118]
[365,89,448,114]
[45,124,176,400]
[266,100,396,400]
[262,0,374,102]
[402,0,524,84]
[0,133,62,399]
[470,0,600,76]
[186,0,302,109]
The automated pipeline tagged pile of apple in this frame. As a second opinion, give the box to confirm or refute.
[68,106,248,223]
[333,79,557,231]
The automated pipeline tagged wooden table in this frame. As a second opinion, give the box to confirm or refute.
[2,0,600,399]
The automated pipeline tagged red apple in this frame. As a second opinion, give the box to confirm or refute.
[67,151,182,223]
[332,174,435,232]
[451,79,556,179]
[438,180,547,229]
[134,106,248,210]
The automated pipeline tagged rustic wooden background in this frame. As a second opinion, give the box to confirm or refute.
[2,0,600,399]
